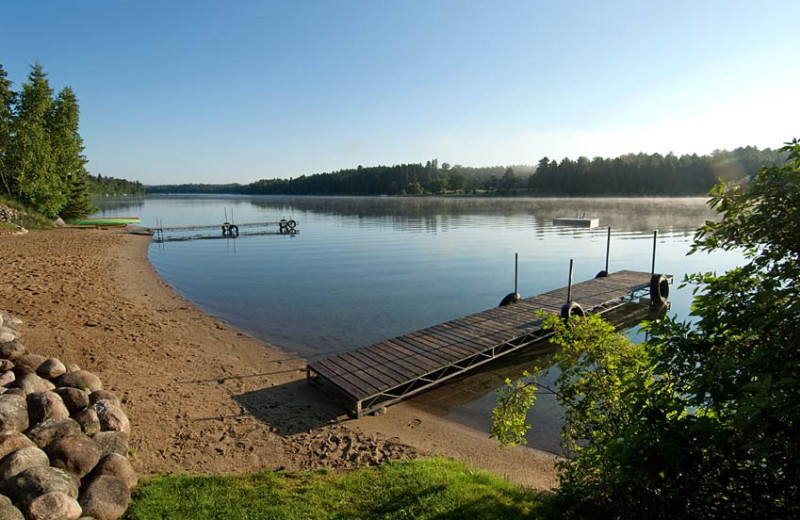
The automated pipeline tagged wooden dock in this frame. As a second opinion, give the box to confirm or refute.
[307,270,669,417]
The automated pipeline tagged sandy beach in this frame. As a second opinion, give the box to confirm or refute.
[0,227,557,490]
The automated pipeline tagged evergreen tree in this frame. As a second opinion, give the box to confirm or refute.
[0,63,14,197]
[7,64,65,217]
[49,86,93,218]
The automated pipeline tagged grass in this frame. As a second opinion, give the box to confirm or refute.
[126,457,556,520]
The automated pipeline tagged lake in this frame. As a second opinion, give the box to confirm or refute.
[93,195,744,452]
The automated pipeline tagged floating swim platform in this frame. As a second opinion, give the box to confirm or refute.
[553,217,599,228]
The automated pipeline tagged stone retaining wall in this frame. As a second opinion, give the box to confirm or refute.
[0,310,136,520]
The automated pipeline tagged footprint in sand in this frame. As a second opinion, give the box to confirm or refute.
[405,418,422,429]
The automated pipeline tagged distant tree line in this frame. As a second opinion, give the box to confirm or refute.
[0,63,93,218]
[86,173,146,196]
[147,148,785,197]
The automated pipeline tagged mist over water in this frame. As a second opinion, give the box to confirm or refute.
[95,195,744,452]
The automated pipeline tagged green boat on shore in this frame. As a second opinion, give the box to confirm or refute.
[71,216,141,226]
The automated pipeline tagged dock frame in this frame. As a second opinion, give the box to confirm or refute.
[307,270,669,418]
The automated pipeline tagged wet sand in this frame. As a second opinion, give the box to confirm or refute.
[0,227,557,489]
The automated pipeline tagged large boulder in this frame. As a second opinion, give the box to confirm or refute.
[86,454,136,490]
[27,491,82,520]
[26,419,82,449]
[36,359,67,381]
[27,392,70,426]
[13,374,54,395]
[0,466,79,510]
[78,476,129,520]
[0,372,14,388]
[0,395,28,434]
[0,503,24,520]
[0,433,34,461]
[53,389,89,415]
[0,446,50,480]
[45,436,101,478]
[14,355,47,374]
[0,328,16,344]
[0,360,14,372]
[87,392,118,408]
[89,433,128,458]
[90,402,129,435]
[54,372,101,394]
[0,343,26,363]
[71,410,100,436]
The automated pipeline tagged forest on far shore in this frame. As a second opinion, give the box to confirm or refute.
[146,146,786,197]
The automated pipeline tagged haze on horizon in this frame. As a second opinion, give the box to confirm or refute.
[2,0,798,185]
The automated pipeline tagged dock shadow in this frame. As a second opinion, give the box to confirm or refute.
[233,378,349,436]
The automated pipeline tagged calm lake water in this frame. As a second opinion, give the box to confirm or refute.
[94,195,744,452]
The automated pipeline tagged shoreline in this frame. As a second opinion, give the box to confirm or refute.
[0,226,557,490]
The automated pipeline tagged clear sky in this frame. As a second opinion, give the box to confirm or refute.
[2,0,798,184]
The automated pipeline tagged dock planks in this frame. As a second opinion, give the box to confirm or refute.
[307,270,667,417]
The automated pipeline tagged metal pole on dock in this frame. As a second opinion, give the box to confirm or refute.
[605,226,611,274]
[514,253,519,295]
[651,230,658,276]
[566,258,574,303]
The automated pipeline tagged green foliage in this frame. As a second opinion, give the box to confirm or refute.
[86,173,145,196]
[0,62,95,218]
[128,457,555,520]
[493,139,800,518]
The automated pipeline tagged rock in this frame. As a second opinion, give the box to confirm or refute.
[78,476,129,520]
[54,372,102,393]
[0,466,79,510]
[91,401,129,435]
[13,374,55,395]
[0,395,29,433]
[46,435,101,478]
[87,454,136,490]
[0,494,10,505]
[28,491,82,520]
[0,432,35,461]
[27,392,70,426]
[0,328,16,344]
[26,418,81,449]
[55,388,89,414]
[0,372,15,388]
[0,360,13,372]
[0,446,50,480]
[65,365,80,374]
[0,312,21,328]
[89,433,128,458]
[53,217,66,227]
[71,409,100,436]
[15,355,47,373]
[36,359,67,380]
[2,389,23,397]
[0,343,26,362]
[87,392,118,408]
[0,503,24,520]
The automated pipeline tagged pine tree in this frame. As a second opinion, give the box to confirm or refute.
[0,63,15,197]
[7,63,66,217]
[49,86,93,218]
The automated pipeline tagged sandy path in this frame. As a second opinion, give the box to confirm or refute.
[0,227,557,489]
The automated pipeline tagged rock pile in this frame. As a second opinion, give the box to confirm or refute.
[0,206,19,223]
[0,310,136,520]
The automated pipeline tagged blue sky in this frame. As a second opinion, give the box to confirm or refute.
[2,0,798,184]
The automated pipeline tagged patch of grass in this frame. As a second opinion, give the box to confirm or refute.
[127,457,556,520]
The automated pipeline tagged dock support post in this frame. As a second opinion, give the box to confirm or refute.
[566,258,574,303]
[514,252,519,294]
[605,226,611,273]
[651,230,658,276]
